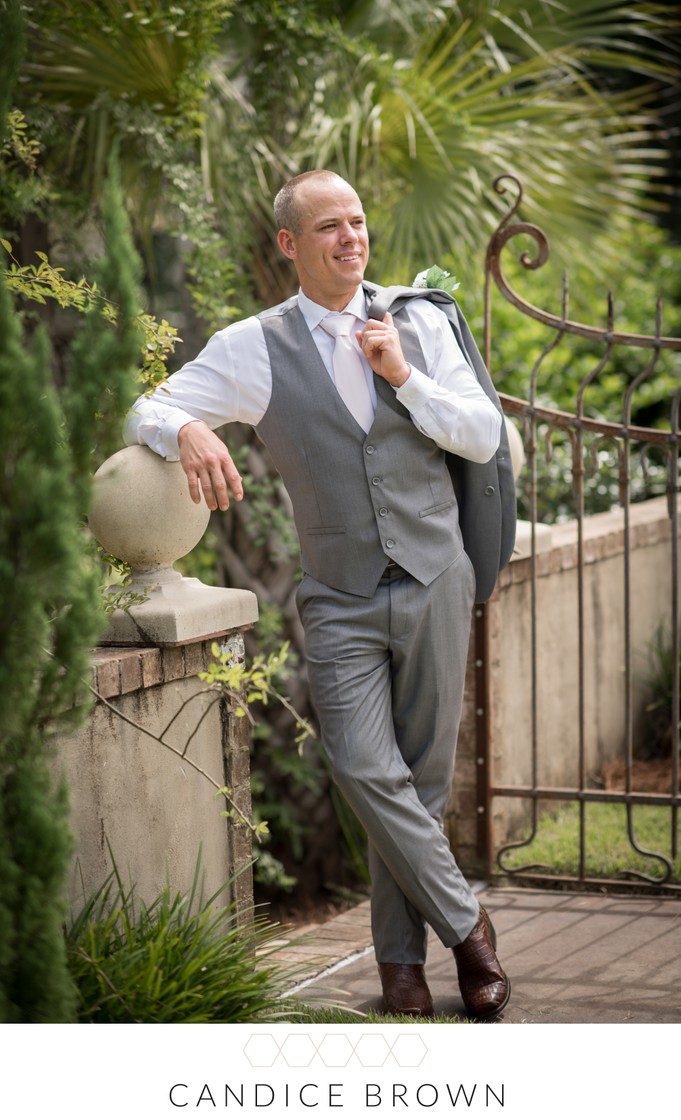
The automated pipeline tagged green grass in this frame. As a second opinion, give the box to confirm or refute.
[502,801,681,883]
[276,1006,466,1024]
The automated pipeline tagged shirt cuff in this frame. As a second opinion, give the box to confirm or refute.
[394,364,437,411]
[163,410,206,459]
[126,406,201,461]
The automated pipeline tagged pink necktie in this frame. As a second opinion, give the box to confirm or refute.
[320,314,374,433]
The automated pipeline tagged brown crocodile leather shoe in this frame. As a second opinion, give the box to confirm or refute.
[378,963,434,1018]
[453,906,511,1020]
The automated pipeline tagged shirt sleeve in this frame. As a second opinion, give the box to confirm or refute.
[394,300,501,464]
[124,317,271,460]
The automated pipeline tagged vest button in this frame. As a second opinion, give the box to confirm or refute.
[371,476,381,485]
[379,507,389,516]
[365,445,375,454]
[484,485,495,496]
[385,539,395,548]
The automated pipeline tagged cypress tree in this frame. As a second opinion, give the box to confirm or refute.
[0,276,93,1020]
[0,0,142,1021]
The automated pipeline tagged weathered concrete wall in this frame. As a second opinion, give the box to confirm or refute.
[448,496,677,874]
[57,636,254,916]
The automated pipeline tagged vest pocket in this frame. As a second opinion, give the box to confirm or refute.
[418,498,456,518]
[305,525,347,535]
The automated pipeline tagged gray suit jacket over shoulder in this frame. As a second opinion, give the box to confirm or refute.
[366,283,516,603]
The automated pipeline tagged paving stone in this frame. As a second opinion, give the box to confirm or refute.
[281,886,681,1024]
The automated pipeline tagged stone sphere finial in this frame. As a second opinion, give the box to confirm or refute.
[89,445,210,573]
[88,445,257,646]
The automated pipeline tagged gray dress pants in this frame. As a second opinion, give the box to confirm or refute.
[296,547,480,964]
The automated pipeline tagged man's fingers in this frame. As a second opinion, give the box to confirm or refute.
[225,462,244,502]
[178,420,243,511]
[197,455,243,511]
[199,467,226,511]
[357,314,410,387]
[186,468,203,505]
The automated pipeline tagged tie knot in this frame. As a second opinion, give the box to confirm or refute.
[321,313,355,340]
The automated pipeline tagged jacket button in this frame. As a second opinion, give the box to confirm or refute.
[484,485,495,495]
[385,539,395,549]
[366,445,375,455]
[379,507,389,516]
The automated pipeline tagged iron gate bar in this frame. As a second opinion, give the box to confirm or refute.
[492,787,681,808]
[501,395,674,449]
[672,389,680,857]
[482,173,681,894]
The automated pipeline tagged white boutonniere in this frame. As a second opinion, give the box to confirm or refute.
[412,265,460,294]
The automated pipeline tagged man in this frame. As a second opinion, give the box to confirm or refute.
[125,169,510,1020]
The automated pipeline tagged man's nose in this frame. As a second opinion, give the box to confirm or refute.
[339,221,359,242]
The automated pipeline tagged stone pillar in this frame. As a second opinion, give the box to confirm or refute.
[55,446,260,911]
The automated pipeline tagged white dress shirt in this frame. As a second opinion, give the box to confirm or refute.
[125,286,501,465]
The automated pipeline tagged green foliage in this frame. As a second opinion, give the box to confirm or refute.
[200,640,314,752]
[250,741,323,863]
[62,158,145,491]
[642,625,681,760]
[251,849,298,894]
[1,108,40,170]
[0,274,96,1022]
[23,0,233,139]
[0,5,151,1016]
[1,1,244,341]
[0,162,144,1013]
[65,856,301,1023]
[0,239,179,388]
[99,552,151,618]
[291,1,680,285]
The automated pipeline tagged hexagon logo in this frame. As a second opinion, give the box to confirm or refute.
[279,1033,318,1068]
[243,1033,281,1068]
[390,1033,428,1068]
[316,1033,356,1068]
[354,1033,392,1068]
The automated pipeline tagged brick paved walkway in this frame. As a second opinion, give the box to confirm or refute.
[272,886,681,1023]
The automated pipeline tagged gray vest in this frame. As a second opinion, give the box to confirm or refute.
[256,291,464,597]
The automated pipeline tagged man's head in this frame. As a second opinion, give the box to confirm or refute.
[274,170,369,311]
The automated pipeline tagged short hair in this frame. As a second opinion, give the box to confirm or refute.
[273,170,349,233]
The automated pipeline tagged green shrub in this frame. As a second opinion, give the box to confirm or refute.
[65,859,302,1024]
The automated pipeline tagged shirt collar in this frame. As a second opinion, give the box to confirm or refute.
[298,286,369,331]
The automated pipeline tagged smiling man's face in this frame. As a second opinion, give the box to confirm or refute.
[276,177,369,311]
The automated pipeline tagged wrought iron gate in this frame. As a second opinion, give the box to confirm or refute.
[481,174,680,894]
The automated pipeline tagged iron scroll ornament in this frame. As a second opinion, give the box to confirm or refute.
[485,174,681,353]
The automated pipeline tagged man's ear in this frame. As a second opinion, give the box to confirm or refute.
[277,229,297,260]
